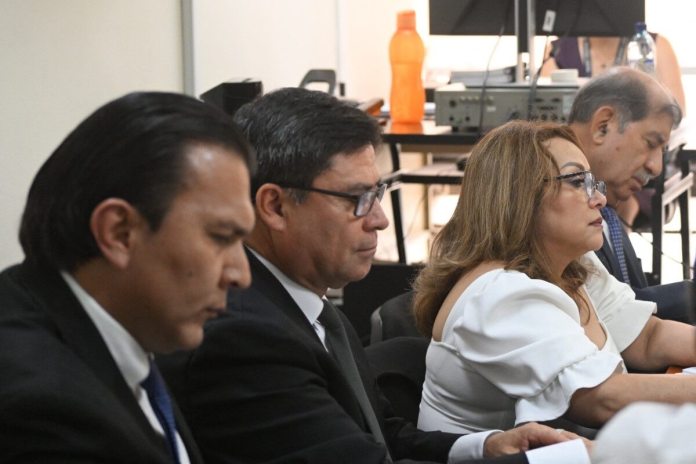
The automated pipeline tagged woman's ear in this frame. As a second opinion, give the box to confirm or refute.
[89,198,143,269]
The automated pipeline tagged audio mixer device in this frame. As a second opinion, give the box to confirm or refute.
[434,82,579,132]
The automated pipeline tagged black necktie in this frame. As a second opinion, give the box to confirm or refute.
[319,300,392,462]
[601,207,631,283]
[141,361,180,464]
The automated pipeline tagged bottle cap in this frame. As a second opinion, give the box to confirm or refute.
[397,10,416,30]
[635,21,646,32]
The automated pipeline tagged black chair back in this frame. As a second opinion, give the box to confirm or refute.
[370,290,423,344]
[342,263,422,345]
[365,336,429,424]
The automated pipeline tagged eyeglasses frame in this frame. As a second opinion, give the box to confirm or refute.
[544,170,607,201]
[278,182,387,217]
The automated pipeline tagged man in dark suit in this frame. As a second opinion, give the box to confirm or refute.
[0,92,255,463]
[568,67,694,322]
[159,88,584,463]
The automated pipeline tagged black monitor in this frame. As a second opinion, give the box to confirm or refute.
[199,79,263,117]
[429,0,516,36]
[535,0,644,37]
[428,0,533,82]
[429,0,645,38]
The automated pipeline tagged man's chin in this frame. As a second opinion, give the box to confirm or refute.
[155,327,205,354]
[609,189,633,205]
[346,264,373,286]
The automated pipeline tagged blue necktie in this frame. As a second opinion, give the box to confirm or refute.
[601,207,630,284]
[141,361,180,464]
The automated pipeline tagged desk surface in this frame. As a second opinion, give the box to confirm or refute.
[382,120,479,145]
[396,162,463,185]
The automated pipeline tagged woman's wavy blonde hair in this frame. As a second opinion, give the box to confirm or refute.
[413,121,589,336]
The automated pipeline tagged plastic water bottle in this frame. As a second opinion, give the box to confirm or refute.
[389,10,425,124]
[627,22,656,74]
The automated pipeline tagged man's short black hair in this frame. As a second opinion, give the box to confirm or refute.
[19,91,254,271]
[232,87,381,199]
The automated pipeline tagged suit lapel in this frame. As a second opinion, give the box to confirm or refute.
[242,250,323,343]
[15,264,174,456]
[596,233,622,278]
[619,228,649,288]
[173,400,204,464]
[595,231,648,288]
[235,250,371,430]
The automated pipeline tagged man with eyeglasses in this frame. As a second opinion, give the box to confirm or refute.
[568,67,694,323]
[158,88,581,464]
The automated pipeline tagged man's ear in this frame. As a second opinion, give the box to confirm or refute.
[89,198,143,269]
[589,106,615,144]
[254,184,291,231]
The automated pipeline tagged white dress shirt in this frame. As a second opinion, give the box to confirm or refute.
[251,250,327,346]
[61,271,191,464]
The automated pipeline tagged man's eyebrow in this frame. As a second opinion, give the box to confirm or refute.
[647,132,667,144]
[344,181,382,192]
[212,220,252,236]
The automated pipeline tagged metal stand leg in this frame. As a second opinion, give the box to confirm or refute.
[389,142,407,264]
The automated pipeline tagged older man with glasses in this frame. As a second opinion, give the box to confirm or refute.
[567,67,693,323]
[158,88,581,464]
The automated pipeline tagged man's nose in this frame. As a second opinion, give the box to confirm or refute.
[222,244,252,290]
[363,197,389,231]
[645,148,664,176]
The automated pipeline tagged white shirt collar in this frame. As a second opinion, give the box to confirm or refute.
[602,220,613,252]
[60,271,150,393]
[249,249,325,327]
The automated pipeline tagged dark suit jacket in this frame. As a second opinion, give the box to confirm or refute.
[595,232,694,323]
[158,251,529,464]
[0,262,203,464]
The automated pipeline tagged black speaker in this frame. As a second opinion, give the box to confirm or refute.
[200,79,263,117]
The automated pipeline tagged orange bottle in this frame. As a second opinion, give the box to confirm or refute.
[389,10,425,124]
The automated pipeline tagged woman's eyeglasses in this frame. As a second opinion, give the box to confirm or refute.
[545,170,606,201]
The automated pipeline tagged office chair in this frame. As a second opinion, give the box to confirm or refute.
[342,263,422,345]
[298,69,337,95]
[365,336,430,424]
[369,290,423,344]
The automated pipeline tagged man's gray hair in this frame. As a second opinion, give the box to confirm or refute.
[568,70,682,131]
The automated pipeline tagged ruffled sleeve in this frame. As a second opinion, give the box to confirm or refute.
[447,270,623,425]
[581,253,656,351]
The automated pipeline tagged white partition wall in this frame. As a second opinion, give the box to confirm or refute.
[191,0,337,96]
[0,0,182,266]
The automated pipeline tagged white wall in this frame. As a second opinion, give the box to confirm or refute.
[0,0,182,267]
[192,0,417,101]
[335,0,416,101]
[1,0,693,267]
[192,0,337,96]
[646,0,696,68]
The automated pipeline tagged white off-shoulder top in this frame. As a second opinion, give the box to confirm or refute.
[418,253,656,434]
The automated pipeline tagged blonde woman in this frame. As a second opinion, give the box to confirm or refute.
[414,121,696,435]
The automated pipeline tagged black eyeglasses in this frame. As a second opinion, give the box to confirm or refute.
[279,182,387,217]
[545,170,606,201]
